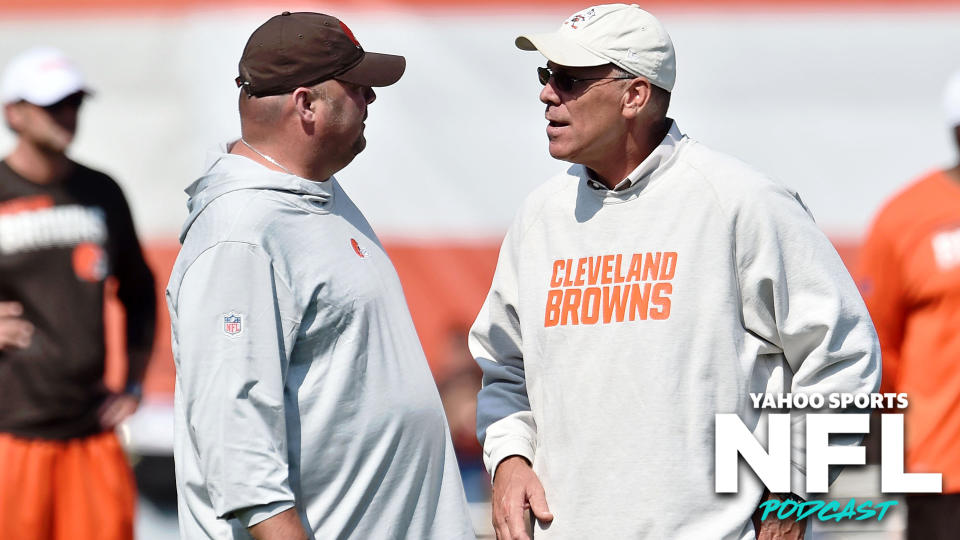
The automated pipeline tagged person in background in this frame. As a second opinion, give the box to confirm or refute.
[857,68,960,540]
[0,47,157,540]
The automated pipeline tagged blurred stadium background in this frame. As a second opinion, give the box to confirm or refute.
[1,0,959,538]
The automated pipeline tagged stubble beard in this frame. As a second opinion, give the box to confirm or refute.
[352,132,366,156]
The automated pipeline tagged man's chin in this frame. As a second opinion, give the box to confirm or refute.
[547,143,575,163]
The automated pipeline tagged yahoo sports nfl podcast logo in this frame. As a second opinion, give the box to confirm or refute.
[223,312,243,337]
[716,392,942,524]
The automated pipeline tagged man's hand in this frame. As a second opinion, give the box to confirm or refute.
[752,491,807,540]
[249,507,308,540]
[492,455,553,540]
[0,301,33,350]
[98,392,141,430]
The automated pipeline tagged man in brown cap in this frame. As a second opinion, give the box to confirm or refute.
[168,12,475,540]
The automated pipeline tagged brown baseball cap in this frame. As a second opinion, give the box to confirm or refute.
[236,11,406,97]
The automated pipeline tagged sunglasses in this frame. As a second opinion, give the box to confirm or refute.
[537,66,633,93]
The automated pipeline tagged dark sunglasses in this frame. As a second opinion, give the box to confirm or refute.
[537,66,633,93]
[41,92,85,113]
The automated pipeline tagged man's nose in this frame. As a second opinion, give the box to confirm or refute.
[540,81,560,105]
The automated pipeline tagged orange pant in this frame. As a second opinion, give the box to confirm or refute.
[0,431,135,540]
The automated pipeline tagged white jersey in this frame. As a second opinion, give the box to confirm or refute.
[472,122,880,539]
[168,146,474,539]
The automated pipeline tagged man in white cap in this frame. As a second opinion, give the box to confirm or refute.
[471,4,881,539]
[0,47,156,539]
[857,69,960,540]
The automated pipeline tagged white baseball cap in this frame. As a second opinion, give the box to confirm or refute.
[516,3,676,92]
[944,68,960,129]
[1,47,90,106]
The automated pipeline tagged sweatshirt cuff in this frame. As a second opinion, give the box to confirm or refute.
[232,500,296,528]
[486,437,536,482]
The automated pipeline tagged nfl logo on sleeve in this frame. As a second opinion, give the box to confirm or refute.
[223,312,243,337]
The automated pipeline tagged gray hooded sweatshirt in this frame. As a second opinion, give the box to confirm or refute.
[167,146,474,539]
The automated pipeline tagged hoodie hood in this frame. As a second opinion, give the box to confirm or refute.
[180,142,335,243]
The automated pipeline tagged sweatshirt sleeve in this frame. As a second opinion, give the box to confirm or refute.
[734,183,881,499]
[173,241,300,527]
[471,220,538,479]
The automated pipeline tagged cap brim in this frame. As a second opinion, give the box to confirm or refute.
[23,88,91,107]
[336,52,406,87]
[22,82,90,107]
[515,33,609,67]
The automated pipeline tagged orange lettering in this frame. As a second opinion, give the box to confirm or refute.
[651,282,672,320]
[660,252,678,280]
[561,288,582,325]
[586,256,602,286]
[614,254,625,283]
[550,259,564,288]
[550,260,564,288]
[602,285,629,323]
[628,282,652,321]
[642,252,661,281]
[574,258,587,287]
[600,255,614,285]
[625,254,643,282]
[581,287,602,324]
[562,259,575,287]
[545,289,563,327]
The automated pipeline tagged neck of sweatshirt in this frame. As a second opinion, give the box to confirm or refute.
[584,120,685,203]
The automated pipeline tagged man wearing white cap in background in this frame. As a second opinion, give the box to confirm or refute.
[471,4,881,539]
[0,47,156,539]
[857,70,960,540]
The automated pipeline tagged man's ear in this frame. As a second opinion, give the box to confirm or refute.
[292,86,320,124]
[622,78,653,120]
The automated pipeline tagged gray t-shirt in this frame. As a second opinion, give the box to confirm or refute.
[167,147,474,539]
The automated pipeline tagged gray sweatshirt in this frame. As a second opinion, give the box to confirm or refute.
[472,122,881,539]
[167,146,474,539]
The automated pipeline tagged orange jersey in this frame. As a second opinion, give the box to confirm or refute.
[858,170,960,493]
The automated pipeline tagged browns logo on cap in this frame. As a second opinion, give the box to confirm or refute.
[236,11,406,97]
